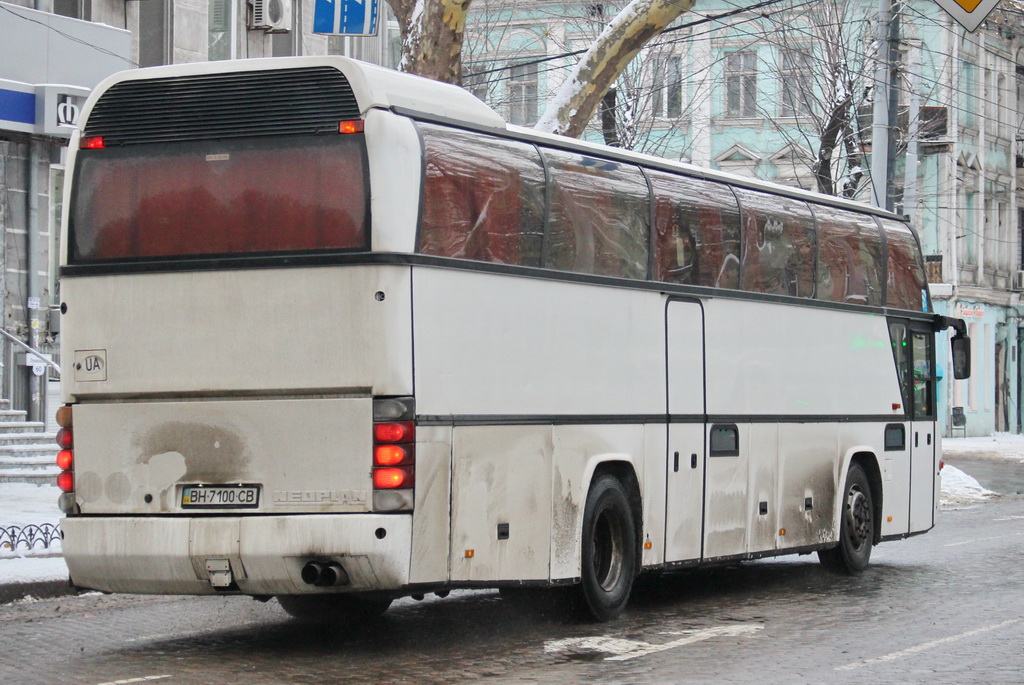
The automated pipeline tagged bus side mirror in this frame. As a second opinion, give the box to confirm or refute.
[951,333,971,380]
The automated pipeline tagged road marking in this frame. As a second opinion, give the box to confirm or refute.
[545,623,763,662]
[95,676,172,685]
[944,531,1024,546]
[992,515,1024,521]
[835,618,1023,672]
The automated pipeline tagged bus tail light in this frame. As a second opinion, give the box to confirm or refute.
[80,135,105,149]
[338,120,364,134]
[372,398,415,511]
[373,467,414,490]
[55,406,78,513]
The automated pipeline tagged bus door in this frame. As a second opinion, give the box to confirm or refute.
[889,320,937,533]
[665,298,706,562]
[908,324,937,531]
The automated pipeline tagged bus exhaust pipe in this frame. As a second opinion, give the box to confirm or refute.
[301,561,350,587]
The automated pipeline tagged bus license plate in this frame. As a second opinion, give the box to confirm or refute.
[181,484,260,509]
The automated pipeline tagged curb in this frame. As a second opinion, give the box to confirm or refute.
[0,579,81,605]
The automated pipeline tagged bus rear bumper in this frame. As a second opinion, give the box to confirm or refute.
[60,514,412,596]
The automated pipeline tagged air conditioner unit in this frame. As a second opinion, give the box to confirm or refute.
[250,0,292,31]
[1013,271,1024,292]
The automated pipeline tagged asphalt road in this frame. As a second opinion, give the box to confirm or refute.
[1,458,1021,685]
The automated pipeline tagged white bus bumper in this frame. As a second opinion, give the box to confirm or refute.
[60,514,412,596]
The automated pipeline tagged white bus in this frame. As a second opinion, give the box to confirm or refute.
[55,57,970,622]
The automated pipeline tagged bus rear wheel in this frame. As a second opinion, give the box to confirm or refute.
[277,593,393,621]
[578,473,637,622]
[819,462,874,574]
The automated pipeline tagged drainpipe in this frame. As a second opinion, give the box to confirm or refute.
[26,141,41,423]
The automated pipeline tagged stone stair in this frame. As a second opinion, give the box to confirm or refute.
[0,400,58,485]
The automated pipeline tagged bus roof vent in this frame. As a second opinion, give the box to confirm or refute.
[83,66,361,145]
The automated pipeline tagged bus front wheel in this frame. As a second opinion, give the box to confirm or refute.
[579,473,637,622]
[818,462,874,574]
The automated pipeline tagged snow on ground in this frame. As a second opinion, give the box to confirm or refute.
[943,433,1024,462]
[0,435,1018,589]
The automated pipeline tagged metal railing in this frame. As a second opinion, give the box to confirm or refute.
[0,524,61,552]
[0,329,60,375]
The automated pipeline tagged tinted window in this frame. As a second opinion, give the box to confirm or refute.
[650,171,741,289]
[418,124,545,266]
[544,149,649,279]
[883,219,929,311]
[71,135,368,262]
[734,188,816,297]
[814,206,884,306]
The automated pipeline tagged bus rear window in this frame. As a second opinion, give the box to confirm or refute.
[69,135,369,263]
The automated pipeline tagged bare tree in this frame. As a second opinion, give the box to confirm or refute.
[386,0,694,137]
[747,3,876,198]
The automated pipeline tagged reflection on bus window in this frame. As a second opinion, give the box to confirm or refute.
[733,187,815,297]
[418,124,545,267]
[544,150,649,279]
[883,219,929,311]
[650,171,741,289]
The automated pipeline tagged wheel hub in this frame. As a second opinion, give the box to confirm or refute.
[845,486,872,549]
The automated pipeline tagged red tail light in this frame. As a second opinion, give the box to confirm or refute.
[374,444,410,466]
[55,406,75,499]
[374,421,414,443]
[56,449,73,471]
[80,136,105,149]
[57,470,74,492]
[373,467,413,489]
[372,399,415,496]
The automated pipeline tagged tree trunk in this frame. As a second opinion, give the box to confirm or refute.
[534,0,694,138]
[386,0,474,85]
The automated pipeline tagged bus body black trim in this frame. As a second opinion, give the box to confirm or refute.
[415,413,913,427]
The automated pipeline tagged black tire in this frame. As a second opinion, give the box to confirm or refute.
[277,593,393,622]
[818,462,874,574]
[578,473,637,622]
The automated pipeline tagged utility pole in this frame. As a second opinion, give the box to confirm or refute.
[871,0,902,212]
[870,0,891,209]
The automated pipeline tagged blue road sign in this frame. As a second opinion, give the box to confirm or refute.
[313,0,378,36]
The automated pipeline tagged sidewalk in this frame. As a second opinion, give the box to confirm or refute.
[1,435,1018,605]
[0,481,76,603]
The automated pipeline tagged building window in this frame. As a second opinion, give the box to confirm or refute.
[652,55,682,118]
[208,0,233,61]
[53,0,91,20]
[725,51,757,117]
[463,69,491,102]
[139,0,173,67]
[779,49,812,117]
[508,61,539,125]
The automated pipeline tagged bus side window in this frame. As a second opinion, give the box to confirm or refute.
[889,322,911,411]
[544,149,649,279]
[882,219,929,312]
[733,188,816,298]
[815,206,885,306]
[649,172,740,289]
[418,124,545,267]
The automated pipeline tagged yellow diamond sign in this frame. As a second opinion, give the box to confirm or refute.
[932,0,1002,31]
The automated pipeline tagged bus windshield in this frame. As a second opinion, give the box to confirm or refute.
[69,133,369,263]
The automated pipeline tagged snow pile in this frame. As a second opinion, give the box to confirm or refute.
[939,464,997,508]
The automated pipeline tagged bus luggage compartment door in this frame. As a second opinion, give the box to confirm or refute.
[665,299,706,563]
